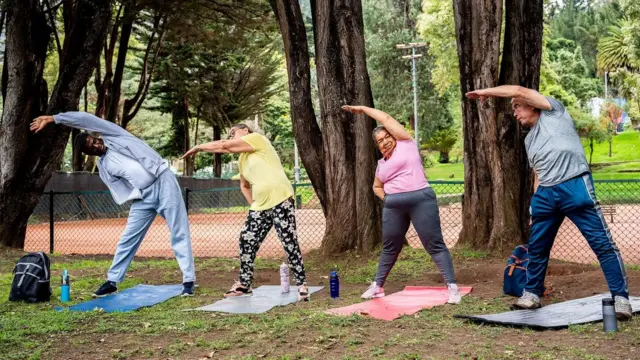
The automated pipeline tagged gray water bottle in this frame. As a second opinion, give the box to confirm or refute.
[602,298,618,333]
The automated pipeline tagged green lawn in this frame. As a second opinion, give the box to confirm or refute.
[582,130,640,164]
[425,131,640,182]
[426,162,464,181]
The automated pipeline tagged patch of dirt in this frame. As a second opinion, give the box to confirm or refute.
[16,254,640,360]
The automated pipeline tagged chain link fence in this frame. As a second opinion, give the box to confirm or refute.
[24,180,640,264]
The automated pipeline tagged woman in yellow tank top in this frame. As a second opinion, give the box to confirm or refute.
[182,124,309,301]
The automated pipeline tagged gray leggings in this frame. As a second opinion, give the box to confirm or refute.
[375,187,456,286]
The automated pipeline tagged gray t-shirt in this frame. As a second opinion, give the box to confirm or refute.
[524,97,589,187]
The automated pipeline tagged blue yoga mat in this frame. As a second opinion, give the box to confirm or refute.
[192,285,324,314]
[57,284,183,313]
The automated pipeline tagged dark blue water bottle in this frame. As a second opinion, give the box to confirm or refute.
[330,270,340,298]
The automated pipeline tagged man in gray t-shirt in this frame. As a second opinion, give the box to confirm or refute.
[524,97,590,186]
[466,85,631,320]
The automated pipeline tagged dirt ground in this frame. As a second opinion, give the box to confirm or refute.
[3,248,639,360]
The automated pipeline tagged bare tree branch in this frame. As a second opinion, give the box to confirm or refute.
[43,0,63,60]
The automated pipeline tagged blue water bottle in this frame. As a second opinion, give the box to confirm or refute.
[330,270,340,298]
[61,269,70,302]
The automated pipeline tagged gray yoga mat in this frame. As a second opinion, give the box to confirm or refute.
[455,293,640,329]
[192,285,324,314]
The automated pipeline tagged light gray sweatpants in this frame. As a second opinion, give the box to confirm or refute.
[107,170,195,283]
[375,187,456,287]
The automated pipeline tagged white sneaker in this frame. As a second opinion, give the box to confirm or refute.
[615,295,633,320]
[514,291,541,309]
[361,281,385,299]
[447,283,462,304]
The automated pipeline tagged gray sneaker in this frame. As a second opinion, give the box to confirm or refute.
[615,296,633,321]
[514,291,541,309]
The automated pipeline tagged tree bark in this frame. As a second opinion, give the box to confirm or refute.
[106,3,137,123]
[183,96,194,177]
[95,3,122,119]
[0,0,51,248]
[213,125,222,177]
[311,0,381,253]
[0,0,111,248]
[270,0,326,211]
[122,12,166,129]
[454,0,542,251]
[72,86,89,171]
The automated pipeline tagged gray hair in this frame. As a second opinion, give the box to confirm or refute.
[228,123,253,139]
[372,125,389,143]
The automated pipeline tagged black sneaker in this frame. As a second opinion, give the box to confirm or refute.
[181,282,195,297]
[93,281,118,298]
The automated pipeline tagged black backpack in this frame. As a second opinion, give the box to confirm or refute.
[9,252,52,303]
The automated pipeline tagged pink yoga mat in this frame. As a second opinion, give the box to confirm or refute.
[325,286,473,321]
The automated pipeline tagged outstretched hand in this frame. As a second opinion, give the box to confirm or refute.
[465,90,488,103]
[341,105,366,114]
[180,146,200,159]
[30,115,55,133]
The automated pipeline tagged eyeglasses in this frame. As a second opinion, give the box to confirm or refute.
[375,133,392,146]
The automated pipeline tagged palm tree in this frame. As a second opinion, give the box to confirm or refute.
[597,18,639,71]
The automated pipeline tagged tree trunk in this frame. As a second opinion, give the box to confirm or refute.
[213,125,222,177]
[454,0,542,251]
[311,0,381,253]
[95,4,122,119]
[122,12,166,129]
[0,0,111,248]
[270,0,326,211]
[589,138,594,165]
[106,4,137,123]
[72,85,89,171]
[439,151,450,164]
[183,97,194,177]
[609,138,612,157]
[0,0,51,248]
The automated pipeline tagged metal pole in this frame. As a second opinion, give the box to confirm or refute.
[294,141,300,184]
[411,47,419,142]
[396,42,425,143]
[294,141,301,208]
[49,190,54,254]
[184,187,190,213]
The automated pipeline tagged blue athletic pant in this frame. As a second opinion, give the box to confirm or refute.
[526,173,628,298]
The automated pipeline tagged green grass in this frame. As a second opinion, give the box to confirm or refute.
[424,131,640,182]
[583,130,640,164]
[2,252,640,359]
[426,162,464,181]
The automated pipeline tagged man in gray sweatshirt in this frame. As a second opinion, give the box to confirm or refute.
[31,112,196,297]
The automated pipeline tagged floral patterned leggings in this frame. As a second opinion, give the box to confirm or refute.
[238,198,306,287]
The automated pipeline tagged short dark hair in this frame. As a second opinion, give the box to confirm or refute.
[74,132,91,153]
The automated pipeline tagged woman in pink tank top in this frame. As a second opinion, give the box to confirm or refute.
[342,105,460,304]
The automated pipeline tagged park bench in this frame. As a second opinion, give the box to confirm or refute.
[601,204,616,223]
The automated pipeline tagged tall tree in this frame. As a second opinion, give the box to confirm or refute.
[270,0,326,210]
[152,0,279,175]
[454,0,543,250]
[0,0,111,248]
[364,0,455,144]
[272,0,382,253]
